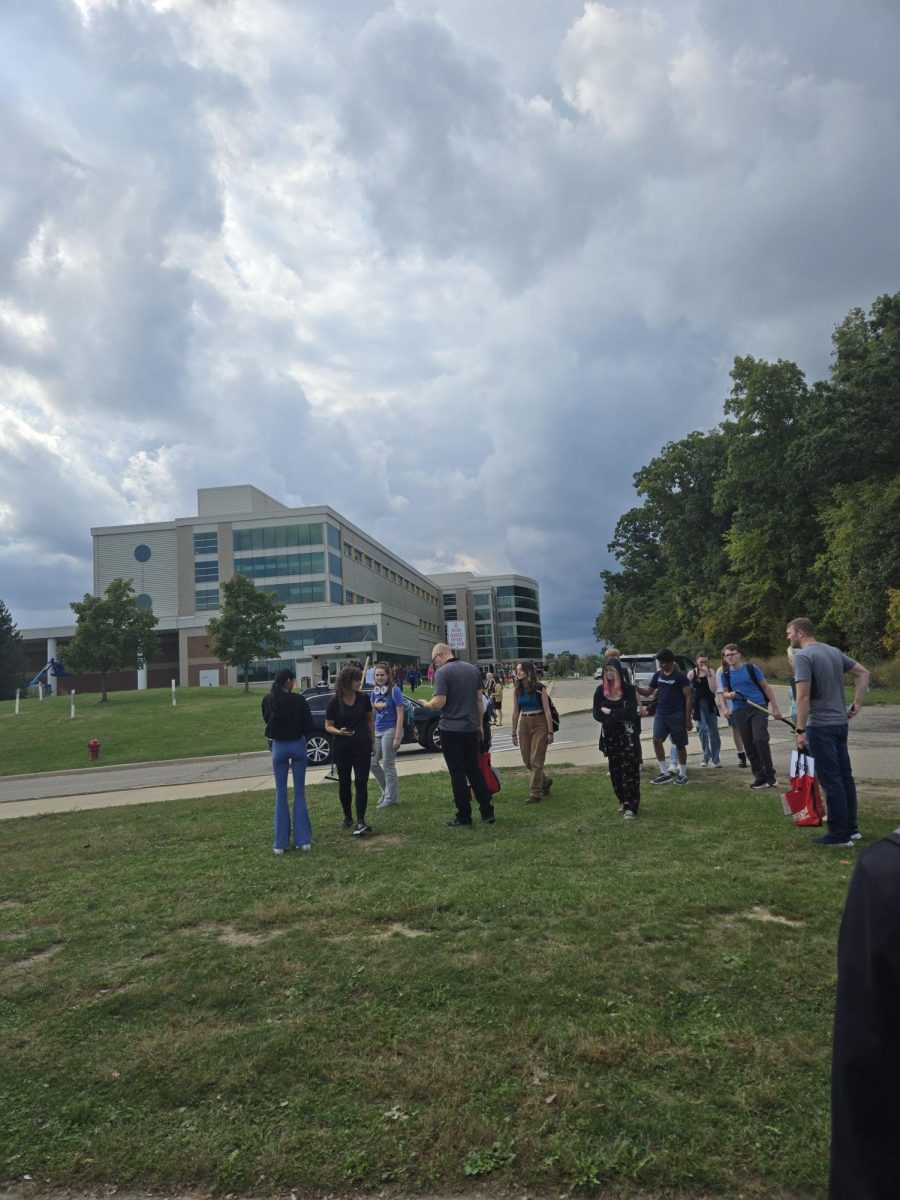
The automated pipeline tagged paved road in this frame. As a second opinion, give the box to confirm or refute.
[2,680,897,820]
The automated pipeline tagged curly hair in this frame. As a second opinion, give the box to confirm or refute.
[335,664,362,698]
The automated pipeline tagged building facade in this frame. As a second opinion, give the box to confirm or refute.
[22,487,543,691]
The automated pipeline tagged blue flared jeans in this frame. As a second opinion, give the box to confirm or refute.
[271,737,312,850]
[696,703,721,764]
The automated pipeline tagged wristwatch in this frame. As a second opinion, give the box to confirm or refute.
[795,728,805,734]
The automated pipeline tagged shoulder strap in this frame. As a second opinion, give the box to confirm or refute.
[747,663,762,690]
[723,666,731,690]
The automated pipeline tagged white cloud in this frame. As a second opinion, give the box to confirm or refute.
[1,0,898,653]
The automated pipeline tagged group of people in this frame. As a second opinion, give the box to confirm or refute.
[259,645,565,846]
[592,619,870,847]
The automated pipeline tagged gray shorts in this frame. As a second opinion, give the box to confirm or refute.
[653,711,688,747]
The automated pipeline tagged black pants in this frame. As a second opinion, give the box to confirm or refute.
[440,729,494,823]
[732,707,775,783]
[334,741,371,823]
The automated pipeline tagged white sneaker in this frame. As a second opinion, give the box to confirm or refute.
[376,798,398,808]
[300,844,312,851]
[623,810,636,820]
[273,848,286,855]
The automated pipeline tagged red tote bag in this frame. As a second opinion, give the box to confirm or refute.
[781,751,824,828]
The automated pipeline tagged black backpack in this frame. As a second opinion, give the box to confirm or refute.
[537,684,561,732]
[723,662,767,706]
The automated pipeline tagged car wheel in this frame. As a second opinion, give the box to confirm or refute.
[306,734,333,766]
[425,722,442,753]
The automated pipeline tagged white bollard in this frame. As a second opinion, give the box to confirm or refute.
[70,690,76,720]
[38,684,43,703]
[171,679,177,707]
[15,688,20,715]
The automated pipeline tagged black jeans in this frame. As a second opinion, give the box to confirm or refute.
[334,740,371,823]
[440,729,494,823]
[732,707,775,783]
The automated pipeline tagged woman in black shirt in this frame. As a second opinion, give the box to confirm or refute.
[325,665,375,835]
[593,659,641,818]
[261,668,315,853]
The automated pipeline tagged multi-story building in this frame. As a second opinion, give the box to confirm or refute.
[21,486,543,691]
[430,571,544,668]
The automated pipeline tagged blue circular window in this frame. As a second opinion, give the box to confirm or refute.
[134,544,152,562]
[136,594,153,610]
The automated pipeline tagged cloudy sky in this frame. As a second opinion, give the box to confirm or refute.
[1,0,898,652]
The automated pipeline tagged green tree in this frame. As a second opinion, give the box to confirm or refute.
[206,575,286,693]
[0,598,25,701]
[66,579,159,702]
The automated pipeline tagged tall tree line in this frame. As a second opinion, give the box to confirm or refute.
[595,293,900,659]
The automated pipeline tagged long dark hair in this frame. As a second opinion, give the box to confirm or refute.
[268,667,296,718]
[514,660,540,696]
[335,664,362,701]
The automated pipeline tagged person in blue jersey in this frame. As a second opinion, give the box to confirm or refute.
[370,661,406,809]
[261,668,315,854]
[719,643,783,789]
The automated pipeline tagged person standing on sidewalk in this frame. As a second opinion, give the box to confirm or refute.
[261,668,315,854]
[419,643,496,827]
[715,653,749,769]
[370,661,405,810]
[511,660,555,803]
[787,617,870,848]
[688,652,722,767]
[719,644,782,789]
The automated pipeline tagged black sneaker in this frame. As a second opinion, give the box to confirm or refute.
[813,834,854,848]
[650,773,673,785]
[542,779,553,797]
[749,779,774,790]
[352,822,372,836]
[672,775,688,786]
[445,816,473,828]
[738,754,748,768]
[341,819,353,830]
[481,810,496,824]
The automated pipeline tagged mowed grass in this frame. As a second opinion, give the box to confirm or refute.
[3,767,898,1198]
[0,685,434,777]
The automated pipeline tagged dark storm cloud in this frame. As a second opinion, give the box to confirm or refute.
[1,0,898,653]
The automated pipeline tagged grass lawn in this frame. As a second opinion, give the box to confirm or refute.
[3,766,898,1198]
[0,685,434,777]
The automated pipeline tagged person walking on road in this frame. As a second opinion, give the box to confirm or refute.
[639,650,692,785]
[593,659,641,818]
[419,644,496,827]
[511,660,555,803]
[688,652,722,766]
[787,618,870,848]
[718,644,783,789]
[261,668,315,854]
[325,665,375,836]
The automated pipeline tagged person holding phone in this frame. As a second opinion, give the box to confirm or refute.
[325,665,375,835]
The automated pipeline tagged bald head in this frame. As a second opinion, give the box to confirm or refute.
[431,643,452,667]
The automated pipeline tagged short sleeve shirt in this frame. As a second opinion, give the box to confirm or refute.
[793,642,856,726]
[649,669,690,715]
[325,692,373,746]
[372,685,405,734]
[433,658,482,733]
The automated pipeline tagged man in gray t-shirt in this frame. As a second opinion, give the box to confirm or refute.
[787,618,870,848]
[419,643,495,827]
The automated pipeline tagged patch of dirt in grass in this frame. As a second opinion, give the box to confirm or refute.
[357,833,407,851]
[0,899,25,910]
[729,906,805,928]
[0,931,26,941]
[370,922,431,941]
[4,943,63,972]
[183,922,286,948]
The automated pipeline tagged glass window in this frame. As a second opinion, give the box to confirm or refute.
[327,524,341,551]
[134,544,152,562]
[328,552,342,578]
[233,552,325,580]
[193,532,218,555]
[195,588,220,611]
[194,561,219,582]
[330,581,343,605]
[257,580,326,604]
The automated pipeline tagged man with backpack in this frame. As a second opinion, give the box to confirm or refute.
[718,643,783,789]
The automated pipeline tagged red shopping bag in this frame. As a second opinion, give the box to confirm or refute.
[479,750,502,795]
[781,750,824,827]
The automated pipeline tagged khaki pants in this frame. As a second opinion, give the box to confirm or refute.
[518,714,550,800]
